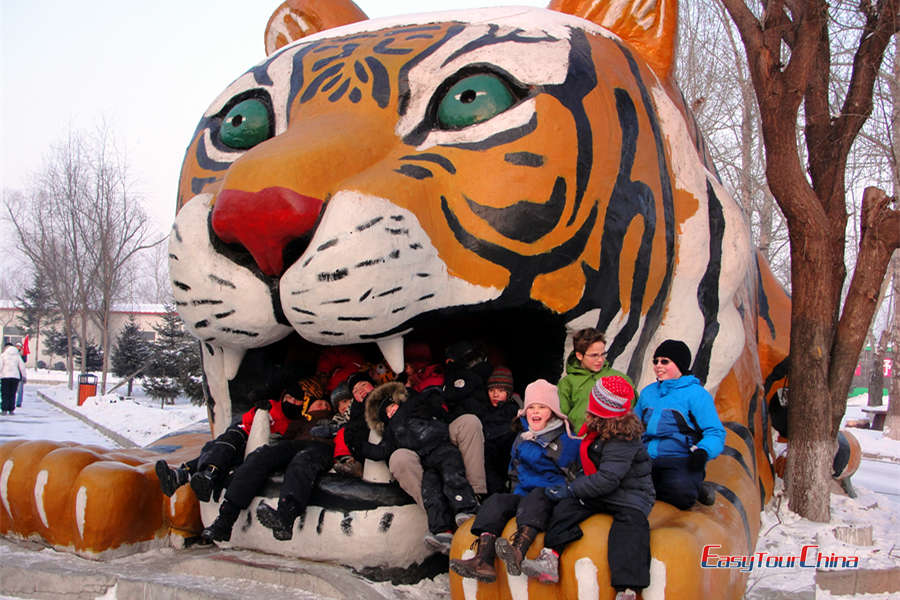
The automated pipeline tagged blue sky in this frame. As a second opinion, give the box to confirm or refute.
[1,1,545,236]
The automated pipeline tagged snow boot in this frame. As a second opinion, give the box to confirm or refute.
[521,547,560,583]
[449,532,497,582]
[494,524,538,576]
[256,499,298,541]
[697,481,717,506]
[201,499,239,543]
[423,530,454,555]
[155,461,189,497]
[190,465,219,502]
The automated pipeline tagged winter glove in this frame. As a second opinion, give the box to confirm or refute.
[688,447,709,471]
[310,421,340,438]
[544,483,573,501]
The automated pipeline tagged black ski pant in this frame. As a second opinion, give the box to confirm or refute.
[470,488,552,536]
[185,424,248,477]
[544,497,651,591]
[650,455,705,509]
[420,442,478,533]
[223,439,333,516]
[484,431,516,495]
[1,378,19,413]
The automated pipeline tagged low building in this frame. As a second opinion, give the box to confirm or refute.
[0,300,170,369]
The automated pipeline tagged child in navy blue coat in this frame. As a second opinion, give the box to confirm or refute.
[449,379,579,582]
[522,376,653,600]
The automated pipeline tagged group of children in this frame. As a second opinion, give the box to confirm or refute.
[448,330,725,600]
[154,329,725,599]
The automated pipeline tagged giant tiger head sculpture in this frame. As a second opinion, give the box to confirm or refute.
[166,0,789,596]
[0,1,791,596]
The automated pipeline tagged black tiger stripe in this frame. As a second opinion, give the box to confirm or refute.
[340,513,353,535]
[693,180,725,384]
[219,327,259,337]
[328,78,351,102]
[312,44,358,72]
[465,177,566,243]
[720,445,752,480]
[364,56,391,108]
[195,137,234,172]
[316,508,327,534]
[191,176,218,195]
[400,153,456,174]
[208,274,236,288]
[723,421,757,476]
[709,482,753,555]
[301,63,345,103]
[395,164,433,179]
[378,513,394,532]
[504,152,545,167]
[374,38,414,55]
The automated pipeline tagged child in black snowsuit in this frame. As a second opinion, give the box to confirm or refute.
[523,376,654,600]
[481,366,522,494]
[155,384,311,502]
[201,378,335,543]
[370,381,479,554]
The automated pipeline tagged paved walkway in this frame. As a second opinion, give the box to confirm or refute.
[0,384,120,447]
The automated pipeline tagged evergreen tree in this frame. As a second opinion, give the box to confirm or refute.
[142,307,203,406]
[111,317,151,396]
[43,330,102,371]
[16,273,58,361]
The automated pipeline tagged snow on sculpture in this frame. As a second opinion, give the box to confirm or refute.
[0,1,791,597]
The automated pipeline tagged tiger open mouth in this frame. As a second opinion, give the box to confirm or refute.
[221,305,568,419]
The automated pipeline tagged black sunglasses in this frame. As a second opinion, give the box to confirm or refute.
[652,358,671,365]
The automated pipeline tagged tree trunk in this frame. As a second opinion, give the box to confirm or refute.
[785,230,837,522]
[868,330,887,406]
[886,257,900,440]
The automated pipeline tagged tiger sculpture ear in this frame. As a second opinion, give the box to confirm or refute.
[547,0,678,80]
[264,0,368,56]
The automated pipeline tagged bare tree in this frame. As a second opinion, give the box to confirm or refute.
[77,125,157,393]
[3,133,88,388]
[719,0,899,521]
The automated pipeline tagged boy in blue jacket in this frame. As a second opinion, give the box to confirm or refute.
[634,339,725,508]
[449,379,579,582]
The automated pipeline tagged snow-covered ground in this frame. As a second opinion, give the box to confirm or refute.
[9,372,900,598]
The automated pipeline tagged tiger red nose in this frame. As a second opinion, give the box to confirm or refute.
[211,187,323,277]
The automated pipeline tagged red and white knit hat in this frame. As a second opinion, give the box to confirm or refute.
[587,376,635,418]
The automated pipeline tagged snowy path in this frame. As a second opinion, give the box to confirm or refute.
[0,384,121,448]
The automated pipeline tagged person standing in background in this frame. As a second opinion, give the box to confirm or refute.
[0,343,26,415]
[15,339,28,408]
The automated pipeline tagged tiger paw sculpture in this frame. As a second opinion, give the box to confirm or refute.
[2,0,791,596]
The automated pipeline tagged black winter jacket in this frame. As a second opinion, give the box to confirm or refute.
[341,396,389,462]
[367,381,451,456]
[569,436,655,516]
[440,360,492,422]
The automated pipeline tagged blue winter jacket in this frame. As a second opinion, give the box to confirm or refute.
[508,419,581,496]
[636,375,726,460]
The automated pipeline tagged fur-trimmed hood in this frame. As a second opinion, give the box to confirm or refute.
[365,381,408,435]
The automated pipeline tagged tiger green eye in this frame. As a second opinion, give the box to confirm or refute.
[220,99,271,150]
[436,74,516,130]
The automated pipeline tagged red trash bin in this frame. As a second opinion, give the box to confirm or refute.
[77,373,98,406]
